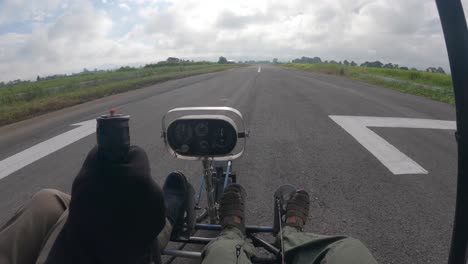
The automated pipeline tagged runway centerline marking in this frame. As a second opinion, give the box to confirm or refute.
[258,67,261,73]
[330,115,456,175]
[0,119,96,180]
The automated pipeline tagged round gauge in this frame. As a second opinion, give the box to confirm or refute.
[175,123,193,143]
[195,122,209,137]
[213,127,226,148]
[214,138,226,148]
[199,140,209,150]
[179,144,190,153]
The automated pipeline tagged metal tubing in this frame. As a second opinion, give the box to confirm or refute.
[195,223,222,231]
[162,249,202,259]
[223,160,232,190]
[172,236,214,245]
[196,175,204,207]
[196,209,208,222]
[202,159,217,223]
[163,243,187,264]
[195,223,274,233]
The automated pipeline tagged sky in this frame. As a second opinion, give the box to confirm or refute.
[0,0,467,82]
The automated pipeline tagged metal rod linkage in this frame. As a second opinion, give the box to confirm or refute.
[249,235,280,256]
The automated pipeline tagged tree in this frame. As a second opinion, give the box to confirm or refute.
[312,57,322,63]
[350,61,357,66]
[371,61,383,68]
[400,66,409,70]
[383,63,394,69]
[167,57,180,63]
[410,67,417,71]
[361,61,383,68]
[36,75,41,81]
[343,60,350,66]
[436,67,446,74]
[218,56,227,64]
[291,56,321,64]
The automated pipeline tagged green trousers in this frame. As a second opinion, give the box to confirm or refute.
[0,189,377,264]
[202,226,378,264]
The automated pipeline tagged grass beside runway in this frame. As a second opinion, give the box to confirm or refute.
[283,63,454,105]
[0,64,243,126]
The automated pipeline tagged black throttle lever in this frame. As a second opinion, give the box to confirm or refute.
[96,109,130,163]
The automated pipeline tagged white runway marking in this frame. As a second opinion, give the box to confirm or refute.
[258,67,261,73]
[330,115,456,175]
[0,119,96,180]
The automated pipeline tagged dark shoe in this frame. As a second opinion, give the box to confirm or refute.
[163,171,188,228]
[219,184,247,233]
[285,190,310,231]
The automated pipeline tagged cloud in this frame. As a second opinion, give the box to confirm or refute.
[216,10,277,29]
[0,0,63,24]
[1,0,468,81]
[118,3,131,11]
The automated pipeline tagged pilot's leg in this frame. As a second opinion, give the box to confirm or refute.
[279,226,378,264]
[202,226,255,264]
[0,189,70,264]
[202,184,255,264]
[276,189,377,264]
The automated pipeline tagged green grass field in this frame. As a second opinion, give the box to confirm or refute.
[283,63,454,104]
[0,63,242,126]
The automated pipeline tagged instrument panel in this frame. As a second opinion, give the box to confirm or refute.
[167,117,238,156]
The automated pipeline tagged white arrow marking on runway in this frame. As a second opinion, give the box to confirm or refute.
[0,119,96,180]
[258,67,261,73]
[329,115,456,175]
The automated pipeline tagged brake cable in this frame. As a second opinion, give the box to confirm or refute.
[276,198,286,264]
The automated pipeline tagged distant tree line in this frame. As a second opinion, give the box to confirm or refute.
[292,56,322,64]
[290,56,446,74]
[0,58,217,87]
[425,66,446,74]
[239,60,272,64]
[144,57,210,69]
[0,56,448,88]
[0,79,31,87]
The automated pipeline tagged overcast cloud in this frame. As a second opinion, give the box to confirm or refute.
[0,0,467,81]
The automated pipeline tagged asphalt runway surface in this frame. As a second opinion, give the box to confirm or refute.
[0,65,457,263]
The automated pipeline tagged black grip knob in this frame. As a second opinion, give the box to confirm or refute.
[96,110,130,163]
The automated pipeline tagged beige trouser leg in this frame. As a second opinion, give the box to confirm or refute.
[0,189,70,264]
[0,189,173,264]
